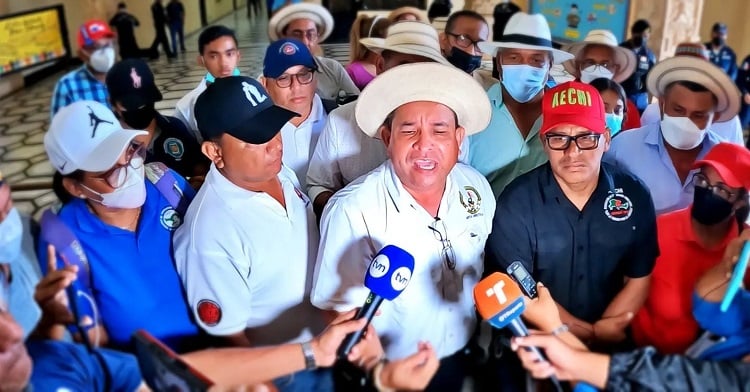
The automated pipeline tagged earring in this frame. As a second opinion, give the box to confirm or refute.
[79,194,86,199]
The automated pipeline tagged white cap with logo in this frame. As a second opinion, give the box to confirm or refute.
[44,101,147,175]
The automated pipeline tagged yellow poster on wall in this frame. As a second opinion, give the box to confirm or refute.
[0,7,68,76]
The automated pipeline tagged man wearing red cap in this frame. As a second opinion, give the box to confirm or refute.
[483,81,658,390]
[632,142,750,355]
[51,20,116,118]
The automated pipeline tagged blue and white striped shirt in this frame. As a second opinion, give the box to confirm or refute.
[50,66,111,119]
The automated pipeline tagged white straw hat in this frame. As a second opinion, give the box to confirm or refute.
[562,29,637,83]
[268,3,334,43]
[360,21,450,66]
[478,13,574,64]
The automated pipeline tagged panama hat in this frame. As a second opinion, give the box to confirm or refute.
[647,56,740,123]
[478,13,574,64]
[360,21,451,66]
[562,29,637,83]
[268,3,334,43]
[387,6,428,23]
[355,63,491,138]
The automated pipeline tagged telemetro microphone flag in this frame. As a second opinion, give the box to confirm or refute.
[337,245,415,358]
[474,272,562,389]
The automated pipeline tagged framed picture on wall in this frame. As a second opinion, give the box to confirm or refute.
[530,0,631,43]
[0,5,70,77]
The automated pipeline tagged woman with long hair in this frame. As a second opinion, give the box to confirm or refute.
[345,14,390,90]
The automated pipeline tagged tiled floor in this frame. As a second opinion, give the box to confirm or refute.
[0,8,350,218]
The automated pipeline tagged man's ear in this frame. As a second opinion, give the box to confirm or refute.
[201,140,224,168]
[196,55,204,66]
[380,126,391,148]
[259,76,268,89]
[375,55,386,75]
[602,129,612,152]
[438,32,449,55]
[455,126,466,145]
[62,177,85,200]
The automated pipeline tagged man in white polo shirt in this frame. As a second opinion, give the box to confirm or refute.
[306,21,452,218]
[173,76,329,391]
[261,38,330,188]
[311,63,494,391]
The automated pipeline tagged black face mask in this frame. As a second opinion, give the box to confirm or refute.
[691,186,734,225]
[712,37,725,47]
[447,47,482,74]
[632,36,644,47]
[121,104,157,129]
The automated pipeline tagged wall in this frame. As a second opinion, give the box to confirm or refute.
[700,0,750,60]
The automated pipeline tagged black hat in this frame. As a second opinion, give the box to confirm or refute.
[195,76,299,144]
[712,22,728,34]
[106,59,163,110]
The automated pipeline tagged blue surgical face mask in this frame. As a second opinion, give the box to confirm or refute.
[605,113,623,136]
[205,68,241,83]
[501,64,548,103]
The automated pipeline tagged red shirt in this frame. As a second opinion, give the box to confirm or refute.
[623,100,641,131]
[632,207,741,354]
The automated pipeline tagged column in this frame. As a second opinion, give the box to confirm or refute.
[627,0,705,61]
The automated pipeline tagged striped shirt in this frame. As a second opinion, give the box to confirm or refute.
[51,66,111,119]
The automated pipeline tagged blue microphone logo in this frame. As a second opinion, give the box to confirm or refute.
[364,245,415,300]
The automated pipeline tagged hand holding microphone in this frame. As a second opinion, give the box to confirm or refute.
[337,245,415,359]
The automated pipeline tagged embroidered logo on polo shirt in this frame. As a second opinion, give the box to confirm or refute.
[197,299,222,326]
[159,206,182,230]
[459,186,482,216]
[604,192,633,222]
[163,137,185,160]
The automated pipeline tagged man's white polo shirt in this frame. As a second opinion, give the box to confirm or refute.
[174,164,324,345]
[173,79,207,142]
[305,101,388,202]
[311,160,495,359]
[280,94,327,189]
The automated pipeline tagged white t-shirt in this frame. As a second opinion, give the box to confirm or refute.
[305,101,388,202]
[640,102,744,145]
[173,79,207,142]
[174,164,324,345]
[311,161,495,359]
[281,94,327,189]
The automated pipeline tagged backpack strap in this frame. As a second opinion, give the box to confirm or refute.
[144,162,188,216]
[321,98,339,115]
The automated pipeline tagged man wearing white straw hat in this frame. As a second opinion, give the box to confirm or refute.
[562,29,641,131]
[467,12,574,197]
[306,21,453,218]
[311,63,494,391]
[268,3,359,101]
[605,55,742,215]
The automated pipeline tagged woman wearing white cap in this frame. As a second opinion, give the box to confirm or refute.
[37,100,207,354]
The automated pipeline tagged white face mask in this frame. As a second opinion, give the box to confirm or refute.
[660,113,712,150]
[82,161,147,209]
[580,65,614,84]
[89,46,116,73]
[0,208,23,264]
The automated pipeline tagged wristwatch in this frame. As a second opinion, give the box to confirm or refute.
[301,341,317,370]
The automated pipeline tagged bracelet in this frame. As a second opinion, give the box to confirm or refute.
[551,324,569,336]
[372,358,395,392]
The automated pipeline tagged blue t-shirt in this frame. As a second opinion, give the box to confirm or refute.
[693,290,750,360]
[38,171,200,353]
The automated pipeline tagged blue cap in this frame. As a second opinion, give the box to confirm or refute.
[262,39,318,79]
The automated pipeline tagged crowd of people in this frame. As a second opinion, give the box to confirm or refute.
[3,2,750,391]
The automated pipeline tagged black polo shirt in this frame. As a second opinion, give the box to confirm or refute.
[148,114,209,179]
[485,162,658,323]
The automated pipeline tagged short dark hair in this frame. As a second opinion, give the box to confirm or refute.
[118,2,127,9]
[665,80,718,106]
[589,77,628,122]
[52,171,84,205]
[631,20,650,35]
[198,25,238,55]
[281,20,320,37]
[445,10,487,34]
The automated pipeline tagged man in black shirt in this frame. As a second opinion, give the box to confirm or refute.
[166,0,187,53]
[109,2,144,59]
[492,1,520,42]
[150,0,175,59]
[619,20,656,114]
[107,59,208,184]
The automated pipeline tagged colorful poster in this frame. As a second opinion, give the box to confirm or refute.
[530,0,630,43]
[0,7,68,76]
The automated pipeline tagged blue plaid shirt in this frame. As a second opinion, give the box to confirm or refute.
[50,65,111,119]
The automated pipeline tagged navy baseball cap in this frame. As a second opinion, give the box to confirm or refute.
[712,22,728,34]
[195,76,299,144]
[262,39,318,79]
[106,59,163,110]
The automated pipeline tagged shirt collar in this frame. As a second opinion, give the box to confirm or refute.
[645,121,724,153]
[675,207,741,250]
[289,94,325,130]
[205,164,265,201]
[383,160,456,219]
[540,162,617,204]
[487,83,505,108]
[68,182,159,234]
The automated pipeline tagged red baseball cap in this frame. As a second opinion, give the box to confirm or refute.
[540,81,606,135]
[693,143,750,189]
[77,20,115,49]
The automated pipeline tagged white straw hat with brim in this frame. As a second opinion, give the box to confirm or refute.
[561,30,637,83]
[268,3,334,42]
[44,101,147,175]
[360,21,451,66]
[356,63,492,138]
[387,6,428,23]
[478,13,574,64]
[647,56,741,123]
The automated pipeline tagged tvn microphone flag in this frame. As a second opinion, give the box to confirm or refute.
[337,245,415,358]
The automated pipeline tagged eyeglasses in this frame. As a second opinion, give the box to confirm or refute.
[580,60,615,71]
[693,173,739,202]
[446,32,483,51]
[289,29,319,42]
[90,141,145,188]
[545,133,601,151]
[274,69,315,88]
[428,217,456,270]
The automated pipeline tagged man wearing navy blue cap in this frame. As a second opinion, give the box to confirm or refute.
[173,76,333,391]
[261,39,331,188]
[705,22,738,80]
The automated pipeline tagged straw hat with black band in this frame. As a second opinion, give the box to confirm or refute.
[360,21,451,66]
[562,29,637,83]
[478,12,573,64]
[268,3,334,43]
